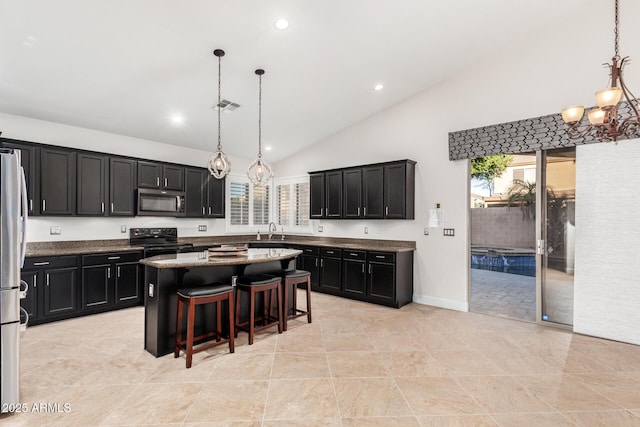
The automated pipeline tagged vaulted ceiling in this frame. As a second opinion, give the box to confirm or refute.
[0,0,595,161]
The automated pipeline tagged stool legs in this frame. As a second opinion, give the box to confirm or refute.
[186,298,195,368]
[282,276,312,332]
[236,281,282,345]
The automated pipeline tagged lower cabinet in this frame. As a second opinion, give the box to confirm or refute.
[319,248,342,295]
[21,251,143,326]
[342,250,367,298]
[297,246,320,288]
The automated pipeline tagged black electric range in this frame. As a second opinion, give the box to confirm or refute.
[129,227,194,257]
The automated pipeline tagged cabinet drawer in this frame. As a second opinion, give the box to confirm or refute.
[300,246,320,256]
[82,251,142,266]
[24,256,78,269]
[343,250,366,260]
[320,248,342,258]
[367,251,395,263]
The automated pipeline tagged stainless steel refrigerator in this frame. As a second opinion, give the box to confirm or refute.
[0,147,28,412]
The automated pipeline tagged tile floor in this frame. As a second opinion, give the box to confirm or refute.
[3,291,640,426]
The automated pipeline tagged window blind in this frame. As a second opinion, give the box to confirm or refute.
[253,184,270,226]
[277,184,291,226]
[295,182,310,226]
[229,181,249,225]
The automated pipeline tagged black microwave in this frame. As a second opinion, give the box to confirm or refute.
[136,189,186,217]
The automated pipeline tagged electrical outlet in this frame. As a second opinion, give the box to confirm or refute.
[198,225,207,232]
[148,283,155,298]
[121,225,127,233]
[318,225,324,232]
[443,228,455,237]
[50,226,61,235]
[232,275,238,286]
[364,226,369,234]
[424,228,429,235]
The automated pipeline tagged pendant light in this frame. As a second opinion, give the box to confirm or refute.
[247,68,273,186]
[207,49,231,179]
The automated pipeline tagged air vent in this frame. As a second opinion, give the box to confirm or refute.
[214,99,240,113]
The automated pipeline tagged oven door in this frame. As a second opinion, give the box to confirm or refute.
[136,189,186,217]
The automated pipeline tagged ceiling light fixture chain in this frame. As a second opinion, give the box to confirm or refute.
[247,68,273,186]
[561,0,640,143]
[207,49,231,179]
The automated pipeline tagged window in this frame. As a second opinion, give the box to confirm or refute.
[226,174,310,233]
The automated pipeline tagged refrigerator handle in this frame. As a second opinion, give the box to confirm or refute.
[19,166,29,268]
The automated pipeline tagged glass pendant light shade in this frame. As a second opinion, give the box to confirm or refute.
[207,150,231,179]
[209,48,231,179]
[587,107,607,125]
[595,86,623,107]
[247,68,273,186]
[561,105,585,124]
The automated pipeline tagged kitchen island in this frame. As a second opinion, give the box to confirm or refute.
[140,248,302,357]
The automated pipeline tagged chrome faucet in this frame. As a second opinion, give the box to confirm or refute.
[268,222,277,240]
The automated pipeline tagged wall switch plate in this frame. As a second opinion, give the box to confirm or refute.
[424,228,429,235]
[443,228,455,236]
[50,226,61,235]
[121,225,127,233]
[364,226,369,234]
[318,225,323,232]
[198,225,207,232]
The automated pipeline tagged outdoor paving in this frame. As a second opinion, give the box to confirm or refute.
[470,268,574,325]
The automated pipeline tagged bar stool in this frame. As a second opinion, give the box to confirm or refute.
[276,269,312,331]
[174,283,235,368]
[235,274,282,345]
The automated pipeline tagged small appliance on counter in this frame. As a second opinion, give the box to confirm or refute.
[0,147,29,412]
[129,228,194,257]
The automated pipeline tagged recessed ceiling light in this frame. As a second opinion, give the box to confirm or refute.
[274,18,290,30]
[265,146,272,151]
[374,83,384,91]
[171,115,184,125]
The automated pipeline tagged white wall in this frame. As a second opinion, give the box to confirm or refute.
[0,112,252,241]
[574,142,640,345]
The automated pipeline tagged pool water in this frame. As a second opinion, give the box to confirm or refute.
[471,253,536,277]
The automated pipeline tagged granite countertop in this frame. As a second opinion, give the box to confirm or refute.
[25,235,415,257]
[140,248,302,269]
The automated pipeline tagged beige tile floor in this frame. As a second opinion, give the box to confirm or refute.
[2,291,640,426]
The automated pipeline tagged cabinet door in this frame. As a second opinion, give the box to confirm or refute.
[77,153,108,216]
[343,168,362,219]
[115,262,142,305]
[368,262,395,302]
[207,175,225,217]
[109,158,137,216]
[343,259,366,298]
[137,161,162,189]
[43,267,77,316]
[363,166,384,219]
[384,163,406,219]
[1,140,37,215]
[319,257,342,293]
[300,254,319,287]
[309,173,325,218]
[185,167,206,217]
[40,148,76,215]
[19,271,38,323]
[162,165,184,191]
[325,171,343,218]
[81,265,111,309]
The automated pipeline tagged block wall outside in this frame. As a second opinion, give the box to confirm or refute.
[470,207,535,249]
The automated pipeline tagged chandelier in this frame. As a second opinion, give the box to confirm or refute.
[247,69,273,186]
[207,49,231,179]
[561,0,640,142]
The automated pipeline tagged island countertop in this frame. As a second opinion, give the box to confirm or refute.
[140,248,302,269]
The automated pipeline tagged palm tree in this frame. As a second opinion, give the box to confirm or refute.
[507,179,536,220]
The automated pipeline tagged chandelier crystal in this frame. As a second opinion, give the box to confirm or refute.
[561,0,640,142]
[207,49,231,179]
[247,69,273,186]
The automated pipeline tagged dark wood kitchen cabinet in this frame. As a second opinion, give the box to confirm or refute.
[19,270,39,323]
[77,153,108,216]
[310,160,414,220]
[342,250,366,298]
[184,167,225,218]
[297,246,320,288]
[138,160,184,191]
[81,251,143,312]
[309,171,342,219]
[0,138,37,215]
[319,247,342,294]
[109,157,137,216]
[40,147,76,215]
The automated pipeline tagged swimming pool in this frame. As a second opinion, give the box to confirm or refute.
[471,246,536,277]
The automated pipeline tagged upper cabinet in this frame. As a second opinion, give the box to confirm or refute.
[137,161,184,191]
[77,153,108,216]
[310,160,415,220]
[0,139,37,215]
[184,167,225,218]
[40,147,76,215]
[109,157,137,216]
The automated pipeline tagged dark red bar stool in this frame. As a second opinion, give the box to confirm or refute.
[174,283,235,368]
[277,269,312,331]
[235,274,282,345]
